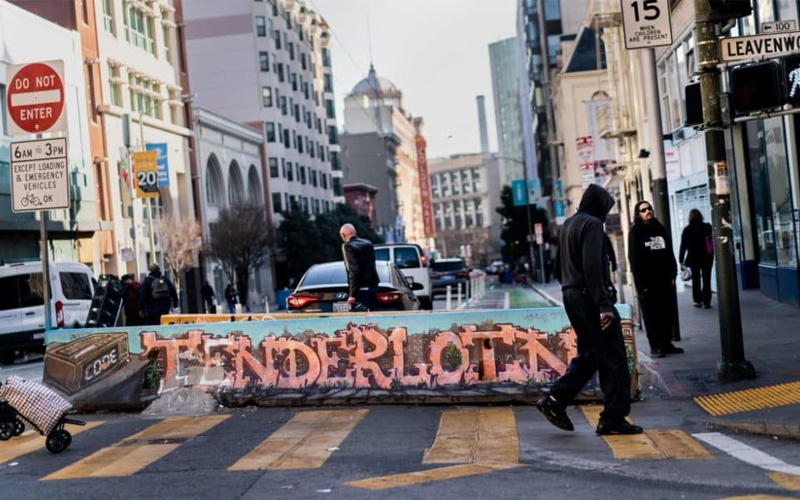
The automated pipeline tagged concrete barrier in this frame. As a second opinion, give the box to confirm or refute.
[43,306,638,410]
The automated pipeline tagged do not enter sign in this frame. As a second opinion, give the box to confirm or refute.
[5,60,67,136]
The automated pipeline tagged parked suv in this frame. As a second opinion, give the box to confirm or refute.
[0,261,95,365]
[374,244,432,309]
[430,258,470,297]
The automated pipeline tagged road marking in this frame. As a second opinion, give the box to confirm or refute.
[422,408,518,464]
[42,415,228,480]
[694,382,800,416]
[580,406,712,460]
[229,410,367,471]
[767,472,800,491]
[0,421,104,465]
[693,432,800,476]
[345,463,521,490]
[713,496,797,500]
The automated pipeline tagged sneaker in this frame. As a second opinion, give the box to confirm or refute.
[703,304,712,309]
[693,302,702,308]
[663,344,684,354]
[536,395,574,431]
[650,349,665,358]
[596,420,644,435]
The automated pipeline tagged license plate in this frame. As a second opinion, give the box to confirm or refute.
[333,301,351,313]
[33,333,44,340]
[443,275,455,281]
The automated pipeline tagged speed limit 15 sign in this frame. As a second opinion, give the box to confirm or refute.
[133,151,159,198]
[621,0,673,49]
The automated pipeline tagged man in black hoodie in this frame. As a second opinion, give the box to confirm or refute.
[629,201,683,358]
[340,223,380,310]
[537,184,642,436]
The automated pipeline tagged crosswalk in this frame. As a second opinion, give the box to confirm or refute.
[0,406,797,492]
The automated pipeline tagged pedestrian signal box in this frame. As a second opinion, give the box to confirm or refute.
[783,54,800,106]
[708,0,753,21]
[685,82,703,126]
[730,60,785,115]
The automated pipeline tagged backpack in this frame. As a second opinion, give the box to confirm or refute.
[150,277,170,301]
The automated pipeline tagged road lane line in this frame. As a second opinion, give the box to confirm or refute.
[229,409,367,471]
[422,408,518,465]
[768,472,800,491]
[345,463,521,490]
[42,415,228,480]
[0,421,104,465]
[646,430,715,460]
[693,432,800,476]
[580,406,664,460]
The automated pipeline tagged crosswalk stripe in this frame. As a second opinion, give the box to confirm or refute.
[0,421,104,465]
[422,408,518,465]
[345,463,522,490]
[646,430,715,460]
[229,409,367,471]
[41,415,229,480]
[694,432,800,476]
[767,472,800,491]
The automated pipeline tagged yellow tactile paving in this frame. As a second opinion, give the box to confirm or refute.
[579,406,714,461]
[767,472,800,491]
[229,409,367,471]
[345,463,522,490]
[0,421,104,465]
[422,408,518,465]
[694,382,800,416]
[41,415,229,480]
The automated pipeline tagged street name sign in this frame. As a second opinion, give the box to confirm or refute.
[721,31,800,62]
[133,151,159,198]
[620,0,673,49]
[5,60,67,136]
[761,20,797,33]
[10,137,69,213]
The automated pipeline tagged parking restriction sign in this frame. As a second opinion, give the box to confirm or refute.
[5,60,67,136]
[10,138,69,213]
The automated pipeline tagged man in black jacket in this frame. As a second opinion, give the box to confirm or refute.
[538,184,642,436]
[629,201,683,358]
[138,263,178,325]
[340,224,380,310]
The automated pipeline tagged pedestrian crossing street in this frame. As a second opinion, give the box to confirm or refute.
[0,406,796,491]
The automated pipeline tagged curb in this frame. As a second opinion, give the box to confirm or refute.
[531,284,690,399]
[707,420,800,441]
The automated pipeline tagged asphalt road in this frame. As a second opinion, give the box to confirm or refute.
[0,356,44,384]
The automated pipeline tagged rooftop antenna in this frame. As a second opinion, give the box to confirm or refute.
[366,7,374,70]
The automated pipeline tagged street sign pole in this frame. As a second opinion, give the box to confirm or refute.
[39,135,50,331]
[694,0,755,382]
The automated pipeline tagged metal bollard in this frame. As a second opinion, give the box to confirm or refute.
[446,285,452,310]
[235,303,242,315]
[457,282,462,306]
[215,303,221,314]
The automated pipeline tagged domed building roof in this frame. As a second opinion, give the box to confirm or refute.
[351,64,402,97]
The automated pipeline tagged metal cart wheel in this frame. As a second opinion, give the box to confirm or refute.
[12,420,24,436]
[0,423,12,441]
[45,429,71,454]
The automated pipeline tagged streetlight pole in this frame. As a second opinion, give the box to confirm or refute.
[138,109,157,267]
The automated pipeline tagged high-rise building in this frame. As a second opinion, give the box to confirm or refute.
[489,38,525,187]
[183,0,342,226]
[476,95,490,154]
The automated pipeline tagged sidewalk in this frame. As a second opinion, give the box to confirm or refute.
[531,279,800,440]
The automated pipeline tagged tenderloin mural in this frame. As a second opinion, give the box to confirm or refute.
[42,307,638,410]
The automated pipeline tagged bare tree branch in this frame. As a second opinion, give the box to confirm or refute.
[156,214,202,293]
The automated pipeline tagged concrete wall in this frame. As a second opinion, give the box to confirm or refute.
[42,306,638,409]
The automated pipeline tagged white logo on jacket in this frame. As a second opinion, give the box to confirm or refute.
[644,236,666,251]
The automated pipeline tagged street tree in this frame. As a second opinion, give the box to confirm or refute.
[496,185,549,264]
[156,214,202,306]
[206,203,271,311]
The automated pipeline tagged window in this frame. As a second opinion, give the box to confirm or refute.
[313,199,320,215]
[283,128,290,147]
[286,162,294,181]
[17,273,44,307]
[262,86,272,107]
[274,29,282,49]
[269,157,279,178]
[299,165,306,184]
[322,48,331,67]
[280,96,287,115]
[294,104,300,123]
[324,74,333,93]
[259,52,269,71]
[124,5,154,53]
[301,196,309,214]
[309,139,315,158]
[325,99,335,119]
[297,134,304,153]
[256,16,266,36]
[291,73,298,91]
[285,193,290,210]
[288,42,295,60]
[162,26,171,62]
[102,0,114,35]
[87,65,98,123]
[60,273,93,300]
[394,248,420,269]
[272,192,282,213]
[277,63,284,82]
[301,53,307,70]
[311,169,317,187]
[0,277,19,311]
[129,74,162,119]
[266,122,276,142]
[321,173,328,189]
[331,151,341,171]
[281,158,286,178]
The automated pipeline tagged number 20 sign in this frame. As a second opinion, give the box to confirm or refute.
[133,151,159,198]
[621,0,673,49]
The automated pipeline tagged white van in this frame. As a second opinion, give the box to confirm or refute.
[0,261,95,365]
[374,244,432,310]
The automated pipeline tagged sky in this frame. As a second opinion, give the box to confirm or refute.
[308,0,518,159]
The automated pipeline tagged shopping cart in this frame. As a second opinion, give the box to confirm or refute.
[0,375,85,454]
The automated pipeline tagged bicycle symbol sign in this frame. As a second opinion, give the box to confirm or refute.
[10,137,69,213]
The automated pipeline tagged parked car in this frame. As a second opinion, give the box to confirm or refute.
[0,261,95,365]
[374,243,432,310]
[485,260,504,275]
[287,261,423,313]
[430,258,470,297]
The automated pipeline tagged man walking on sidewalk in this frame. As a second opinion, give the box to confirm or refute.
[340,223,380,311]
[537,184,642,436]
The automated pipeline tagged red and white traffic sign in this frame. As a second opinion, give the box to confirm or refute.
[5,60,66,136]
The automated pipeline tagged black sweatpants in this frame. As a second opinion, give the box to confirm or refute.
[639,283,675,351]
[549,288,631,423]
[690,264,713,307]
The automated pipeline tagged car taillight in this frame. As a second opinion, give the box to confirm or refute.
[421,254,428,267]
[55,300,65,328]
[287,295,318,309]
[376,291,404,304]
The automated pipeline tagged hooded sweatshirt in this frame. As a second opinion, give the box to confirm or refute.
[554,184,616,313]
[628,216,678,293]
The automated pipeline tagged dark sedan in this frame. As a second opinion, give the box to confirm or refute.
[287,261,423,313]
[430,258,471,297]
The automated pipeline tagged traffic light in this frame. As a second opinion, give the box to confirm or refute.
[685,82,703,126]
[730,60,785,115]
[708,0,753,21]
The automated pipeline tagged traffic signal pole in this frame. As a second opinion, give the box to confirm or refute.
[694,0,755,382]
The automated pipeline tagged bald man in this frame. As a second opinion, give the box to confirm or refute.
[340,224,380,310]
